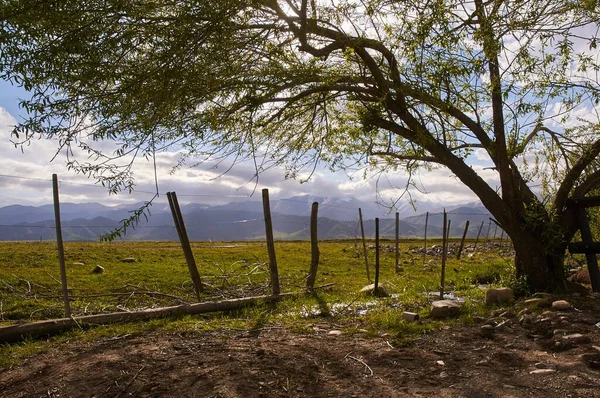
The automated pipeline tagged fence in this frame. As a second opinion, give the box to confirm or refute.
[0,173,504,243]
[0,173,513,343]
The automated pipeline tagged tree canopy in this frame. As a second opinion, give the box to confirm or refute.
[1,0,600,290]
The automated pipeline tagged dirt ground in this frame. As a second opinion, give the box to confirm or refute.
[1,295,600,398]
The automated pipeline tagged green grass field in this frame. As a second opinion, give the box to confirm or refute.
[0,239,515,365]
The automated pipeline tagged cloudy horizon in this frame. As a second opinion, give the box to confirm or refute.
[0,79,499,213]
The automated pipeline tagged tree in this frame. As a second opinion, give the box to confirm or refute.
[1,0,599,291]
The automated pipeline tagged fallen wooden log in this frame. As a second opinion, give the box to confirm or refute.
[0,293,293,344]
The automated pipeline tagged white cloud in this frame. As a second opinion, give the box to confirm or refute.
[473,148,491,162]
[0,107,499,213]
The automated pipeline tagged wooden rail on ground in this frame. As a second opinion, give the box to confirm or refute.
[0,294,295,344]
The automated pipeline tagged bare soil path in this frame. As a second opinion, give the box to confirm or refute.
[1,296,600,397]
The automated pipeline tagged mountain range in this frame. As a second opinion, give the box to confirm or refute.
[0,195,496,241]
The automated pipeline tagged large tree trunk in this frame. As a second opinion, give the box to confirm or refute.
[511,229,566,292]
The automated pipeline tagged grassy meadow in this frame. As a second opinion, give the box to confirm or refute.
[0,239,516,364]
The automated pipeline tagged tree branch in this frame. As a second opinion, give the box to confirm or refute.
[369,150,440,164]
[554,138,600,211]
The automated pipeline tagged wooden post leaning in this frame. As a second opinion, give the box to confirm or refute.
[262,189,280,295]
[473,221,484,249]
[456,220,470,260]
[358,208,371,282]
[52,174,71,318]
[167,191,202,299]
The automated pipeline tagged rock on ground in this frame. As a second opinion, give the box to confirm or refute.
[360,283,390,297]
[430,300,462,318]
[485,287,514,305]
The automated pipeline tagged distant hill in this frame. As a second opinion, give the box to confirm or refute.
[0,198,492,241]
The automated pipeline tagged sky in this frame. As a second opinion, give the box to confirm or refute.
[0,79,499,212]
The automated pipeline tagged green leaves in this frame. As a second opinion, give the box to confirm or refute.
[0,0,598,219]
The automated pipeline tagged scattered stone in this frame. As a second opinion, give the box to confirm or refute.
[439,371,449,378]
[540,311,554,317]
[121,257,136,263]
[402,312,419,322]
[580,354,600,370]
[328,330,343,336]
[522,298,545,306]
[552,329,569,336]
[529,369,556,375]
[491,309,504,317]
[562,333,591,344]
[359,283,390,297]
[519,314,534,326]
[72,262,85,266]
[534,362,556,370]
[556,311,572,318]
[495,320,511,331]
[485,287,514,305]
[500,311,516,319]
[480,324,495,336]
[92,265,104,274]
[436,360,445,366]
[552,300,572,311]
[430,300,462,318]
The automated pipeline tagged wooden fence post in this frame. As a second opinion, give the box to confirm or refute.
[486,220,492,240]
[440,210,448,299]
[423,211,429,266]
[262,189,280,295]
[474,221,484,249]
[358,208,371,282]
[52,174,71,318]
[306,202,320,290]
[167,192,203,299]
[374,218,380,295]
[574,208,600,292]
[395,212,401,273]
[457,220,470,260]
